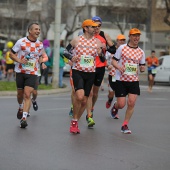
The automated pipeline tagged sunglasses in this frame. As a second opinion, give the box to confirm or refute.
[87,26,97,28]
[97,24,102,27]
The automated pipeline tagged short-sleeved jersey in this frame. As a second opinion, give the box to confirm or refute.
[12,37,43,75]
[114,44,145,82]
[72,35,98,72]
[106,51,116,76]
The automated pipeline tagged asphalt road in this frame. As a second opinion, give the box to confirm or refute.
[0,80,170,170]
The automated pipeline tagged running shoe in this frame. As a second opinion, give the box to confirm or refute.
[17,108,23,119]
[110,101,119,119]
[87,117,95,127]
[70,120,80,134]
[106,100,112,109]
[20,118,28,128]
[69,106,73,117]
[121,125,131,134]
[85,108,94,121]
[32,99,38,111]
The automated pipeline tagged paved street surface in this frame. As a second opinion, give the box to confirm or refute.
[0,78,170,170]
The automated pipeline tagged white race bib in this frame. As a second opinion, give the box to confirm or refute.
[22,59,36,71]
[124,63,137,75]
[80,55,94,67]
[151,68,157,74]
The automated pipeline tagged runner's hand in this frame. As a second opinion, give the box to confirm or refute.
[108,65,113,70]
[68,60,73,66]
[118,66,125,74]
[41,63,47,69]
[140,65,145,72]
[71,56,78,62]
[97,47,102,56]
[20,58,28,64]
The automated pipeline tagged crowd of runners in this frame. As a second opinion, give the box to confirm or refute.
[8,16,161,135]
[64,16,146,135]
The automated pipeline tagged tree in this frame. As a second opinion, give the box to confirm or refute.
[164,0,170,26]
[97,0,148,34]
[62,0,86,43]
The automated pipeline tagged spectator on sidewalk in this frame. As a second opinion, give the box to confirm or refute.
[39,39,52,85]
[5,41,15,81]
[59,40,65,88]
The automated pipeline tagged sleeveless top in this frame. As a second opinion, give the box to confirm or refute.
[72,35,98,72]
[94,32,107,67]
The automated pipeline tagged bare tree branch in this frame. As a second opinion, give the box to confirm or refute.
[164,0,170,26]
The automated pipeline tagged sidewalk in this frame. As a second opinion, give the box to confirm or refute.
[0,87,71,96]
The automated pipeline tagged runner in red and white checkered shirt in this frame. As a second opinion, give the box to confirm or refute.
[112,28,146,134]
[10,23,45,128]
[64,19,104,134]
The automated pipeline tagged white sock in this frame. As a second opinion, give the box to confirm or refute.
[72,119,78,121]
[22,112,28,119]
[19,103,23,109]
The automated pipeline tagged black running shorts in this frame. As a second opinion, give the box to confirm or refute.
[34,76,40,90]
[108,75,116,91]
[16,73,37,89]
[93,66,105,87]
[115,81,140,97]
[72,69,95,97]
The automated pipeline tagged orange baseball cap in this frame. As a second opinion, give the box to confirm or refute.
[117,34,126,40]
[129,28,141,35]
[82,19,98,28]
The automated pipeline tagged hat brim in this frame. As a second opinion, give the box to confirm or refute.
[130,32,141,35]
[92,23,98,27]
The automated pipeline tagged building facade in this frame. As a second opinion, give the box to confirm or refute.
[0,0,169,56]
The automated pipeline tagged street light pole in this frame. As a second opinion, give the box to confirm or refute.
[52,0,62,88]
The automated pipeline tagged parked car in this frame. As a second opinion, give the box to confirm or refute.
[155,55,170,84]
[63,63,71,76]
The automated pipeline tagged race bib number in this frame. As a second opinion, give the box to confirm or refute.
[151,68,157,74]
[80,55,94,67]
[112,76,116,82]
[124,63,137,75]
[22,59,36,71]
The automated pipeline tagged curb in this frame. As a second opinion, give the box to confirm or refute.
[0,87,71,96]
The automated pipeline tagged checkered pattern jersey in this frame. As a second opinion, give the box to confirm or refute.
[12,37,43,75]
[115,44,145,82]
[72,35,98,72]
